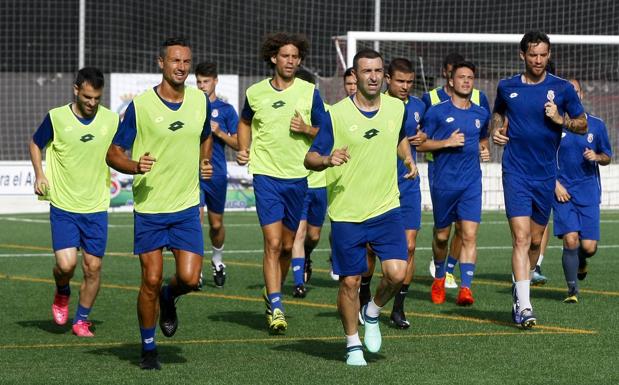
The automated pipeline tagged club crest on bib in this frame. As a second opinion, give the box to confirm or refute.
[547,90,555,102]
[475,119,481,129]
[212,109,219,118]
[587,133,594,143]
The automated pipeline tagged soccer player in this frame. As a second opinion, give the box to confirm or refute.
[195,61,239,288]
[418,61,490,306]
[552,78,611,303]
[305,48,418,366]
[359,58,427,329]
[343,67,357,96]
[423,52,491,290]
[237,32,326,333]
[106,37,213,370]
[29,67,118,338]
[492,31,587,328]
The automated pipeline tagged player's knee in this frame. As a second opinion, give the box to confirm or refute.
[512,233,531,249]
[209,220,223,233]
[306,232,321,245]
[265,238,283,255]
[580,242,597,256]
[56,260,77,276]
[142,273,163,292]
[340,275,361,292]
[563,234,579,249]
[386,268,406,286]
[83,261,102,281]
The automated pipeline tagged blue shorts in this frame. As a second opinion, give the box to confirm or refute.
[503,173,554,226]
[331,208,407,276]
[134,205,204,256]
[253,174,307,231]
[399,185,421,230]
[200,175,227,215]
[301,187,327,227]
[50,205,108,257]
[552,199,600,240]
[430,182,481,229]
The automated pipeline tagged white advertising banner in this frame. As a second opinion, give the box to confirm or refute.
[0,161,37,195]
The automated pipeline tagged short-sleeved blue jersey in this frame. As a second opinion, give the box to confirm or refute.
[421,86,490,111]
[493,73,585,180]
[208,98,239,177]
[397,95,426,191]
[423,100,489,190]
[557,113,612,205]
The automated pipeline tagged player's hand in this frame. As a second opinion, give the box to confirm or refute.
[210,121,221,137]
[544,101,563,125]
[236,148,250,165]
[583,148,598,162]
[200,158,213,180]
[403,157,418,179]
[290,110,309,135]
[446,129,465,147]
[408,128,427,146]
[137,152,156,174]
[326,146,350,167]
[34,176,50,196]
[555,180,571,202]
[479,143,490,162]
[492,116,509,146]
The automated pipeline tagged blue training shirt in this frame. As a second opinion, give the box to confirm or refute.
[206,98,239,178]
[397,95,426,192]
[493,73,585,180]
[422,99,489,190]
[33,109,97,149]
[557,113,612,205]
[421,86,491,111]
[113,87,212,150]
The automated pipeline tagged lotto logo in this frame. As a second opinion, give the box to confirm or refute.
[168,121,184,131]
[363,128,379,139]
[272,100,286,109]
[80,134,95,142]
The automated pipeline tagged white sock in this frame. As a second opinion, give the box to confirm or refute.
[537,254,544,267]
[515,280,532,310]
[346,332,362,348]
[212,244,224,267]
[365,298,382,318]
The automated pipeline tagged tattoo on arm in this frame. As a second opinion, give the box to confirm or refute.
[490,113,505,133]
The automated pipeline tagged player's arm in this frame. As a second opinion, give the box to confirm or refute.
[236,98,253,165]
[211,108,239,150]
[200,107,214,179]
[397,113,418,179]
[479,137,491,162]
[490,112,509,145]
[583,148,611,166]
[544,105,587,134]
[290,90,326,138]
[29,114,53,195]
[555,180,571,202]
[304,113,349,171]
[416,129,464,152]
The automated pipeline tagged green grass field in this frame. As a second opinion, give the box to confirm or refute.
[1,211,618,385]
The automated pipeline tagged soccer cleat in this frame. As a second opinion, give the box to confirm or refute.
[429,259,436,278]
[345,345,367,366]
[211,262,226,288]
[72,320,94,337]
[292,284,307,298]
[531,266,548,286]
[430,278,446,304]
[262,287,272,324]
[304,257,313,284]
[511,283,522,324]
[520,308,537,329]
[52,292,70,325]
[358,289,371,325]
[140,349,161,370]
[577,258,588,281]
[159,286,178,337]
[563,288,579,304]
[196,271,204,291]
[389,308,410,329]
[269,308,287,334]
[361,304,381,353]
[456,287,474,306]
[445,272,458,289]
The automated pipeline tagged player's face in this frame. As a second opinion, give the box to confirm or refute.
[73,81,103,118]
[569,79,583,101]
[196,75,218,97]
[159,45,192,87]
[449,66,474,98]
[521,42,550,78]
[271,44,301,81]
[386,70,414,101]
[354,57,384,98]
[344,75,357,96]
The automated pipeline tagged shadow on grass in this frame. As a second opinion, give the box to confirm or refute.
[441,307,519,327]
[208,310,270,332]
[85,343,186,368]
[16,319,103,335]
[272,338,387,363]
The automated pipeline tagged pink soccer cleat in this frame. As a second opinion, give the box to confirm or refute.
[52,292,70,325]
[72,320,94,337]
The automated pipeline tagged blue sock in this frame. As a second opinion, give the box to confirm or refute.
[268,292,284,312]
[446,255,458,274]
[434,259,446,279]
[459,263,476,288]
[291,257,305,286]
[73,303,91,324]
[140,327,156,352]
[56,284,71,296]
[562,247,579,293]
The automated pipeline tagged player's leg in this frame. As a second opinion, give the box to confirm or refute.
[138,249,163,370]
[444,222,461,289]
[456,220,478,306]
[578,239,598,281]
[207,210,226,287]
[561,232,580,302]
[339,275,366,366]
[531,225,550,286]
[304,223,323,283]
[291,219,308,297]
[431,225,451,304]
[359,246,377,313]
[508,216,538,328]
[390,229,416,328]
[302,188,327,284]
[577,203,601,281]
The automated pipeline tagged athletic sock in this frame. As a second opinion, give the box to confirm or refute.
[56,284,71,297]
[562,247,579,293]
[268,292,284,312]
[161,284,174,302]
[211,244,224,267]
[364,299,382,320]
[537,253,544,267]
[303,243,314,260]
[140,327,156,352]
[291,257,305,286]
[445,255,458,274]
[360,275,373,300]
[515,280,532,310]
[434,259,446,279]
[346,332,362,348]
[393,284,409,310]
[459,263,476,288]
[73,303,91,324]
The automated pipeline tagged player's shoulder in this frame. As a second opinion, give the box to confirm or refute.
[498,74,521,88]
[586,113,606,129]
[95,104,119,119]
[246,78,271,93]
[407,95,426,109]
[425,99,450,117]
